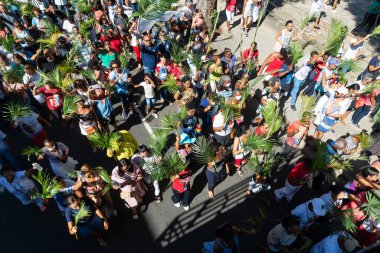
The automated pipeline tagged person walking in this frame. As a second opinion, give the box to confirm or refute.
[352,0,380,35]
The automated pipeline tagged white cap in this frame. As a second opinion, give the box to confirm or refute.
[336,87,348,95]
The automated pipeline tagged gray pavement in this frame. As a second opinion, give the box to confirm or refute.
[0,1,378,253]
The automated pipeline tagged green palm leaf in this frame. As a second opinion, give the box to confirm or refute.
[370,26,380,37]
[170,38,188,64]
[161,114,179,131]
[357,132,374,150]
[299,95,317,121]
[338,60,360,73]
[0,65,23,84]
[300,14,312,30]
[77,0,92,14]
[37,69,73,90]
[361,191,380,220]
[20,1,34,17]
[133,0,178,20]
[148,129,169,156]
[244,134,273,152]
[248,153,279,177]
[159,74,180,94]
[192,136,215,165]
[0,35,15,52]
[262,101,282,139]
[360,80,380,94]
[246,207,266,232]
[94,166,114,196]
[58,44,81,75]
[88,132,121,151]
[216,97,241,125]
[150,151,188,181]
[118,51,131,68]
[37,33,62,49]
[21,146,43,161]
[62,95,78,119]
[79,17,96,39]
[329,206,358,236]
[79,69,96,82]
[325,19,348,56]
[2,101,33,121]
[74,201,92,239]
[289,43,303,65]
[32,169,63,199]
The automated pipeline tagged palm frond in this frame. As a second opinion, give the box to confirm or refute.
[0,35,15,52]
[148,151,188,181]
[170,38,188,64]
[148,129,169,156]
[360,80,380,94]
[73,201,92,239]
[300,14,312,30]
[329,206,358,236]
[159,74,180,94]
[248,153,279,178]
[88,132,121,151]
[206,10,220,55]
[132,0,177,20]
[62,95,78,119]
[37,32,62,49]
[94,166,114,196]
[77,0,92,14]
[189,52,208,71]
[262,101,282,139]
[338,60,360,73]
[356,132,374,150]
[37,69,73,90]
[216,96,241,125]
[177,106,187,121]
[79,17,96,39]
[370,26,380,37]
[242,74,268,102]
[289,43,303,65]
[20,1,34,17]
[2,101,33,121]
[246,207,266,232]
[244,134,273,152]
[21,146,43,161]
[58,44,81,75]
[299,95,317,121]
[32,170,62,199]
[79,69,96,82]
[360,191,380,220]
[118,51,131,68]
[325,19,348,56]
[192,136,215,165]
[0,65,23,84]
[161,114,179,131]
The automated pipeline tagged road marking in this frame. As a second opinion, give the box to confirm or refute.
[135,107,155,137]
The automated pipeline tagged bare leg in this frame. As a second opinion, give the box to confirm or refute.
[340,111,350,125]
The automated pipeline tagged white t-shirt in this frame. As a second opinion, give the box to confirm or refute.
[62,20,75,34]
[362,218,380,232]
[267,223,298,252]
[0,171,36,201]
[140,81,155,98]
[291,200,318,228]
[295,65,312,81]
[213,112,233,136]
[15,113,43,138]
[310,234,342,253]
[342,40,363,61]
[310,0,323,11]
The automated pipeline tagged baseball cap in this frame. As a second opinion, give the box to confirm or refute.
[179,133,196,145]
[311,198,326,216]
[328,58,340,66]
[343,238,359,252]
[336,87,348,95]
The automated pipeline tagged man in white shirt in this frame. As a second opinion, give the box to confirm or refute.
[290,51,319,110]
[0,165,46,211]
[134,74,158,118]
[212,109,234,146]
[291,197,326,229]
[311,234,360,253]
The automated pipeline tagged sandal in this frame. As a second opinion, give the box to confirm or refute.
[155,196,162,203]
[237,168,244,176]
[97,238,107,247]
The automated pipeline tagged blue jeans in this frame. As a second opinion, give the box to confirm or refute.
[172,189,190,207]
[145,97,156,106]
[352,105,371,124]
[143,67,155,75]
[290,77,306,106]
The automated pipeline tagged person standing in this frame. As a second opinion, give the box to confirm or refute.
[311,234,360,253]
[309,0,323,29]
[134,74,158,118]
[170,166,191,211]
[139,34,158,75]
[225,0,237,33]
[258,49,288,77]
[291,198,327,229]
[274,158,312,202]
[352,0,380,35]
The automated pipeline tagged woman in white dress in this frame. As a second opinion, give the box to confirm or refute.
[242,0,262,36]
[38,139,78,179]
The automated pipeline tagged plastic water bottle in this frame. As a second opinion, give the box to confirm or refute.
[32,163,43,171]
[53,94,60,106]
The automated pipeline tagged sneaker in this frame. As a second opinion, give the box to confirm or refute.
[174,202,180,208]
[291,105,296,111]
[262,184,271,191]
[332,9,337,13]
[245,31,248,37]
[152,113,159,118]
[121,111,128,120]
[324,3,328,8]
[183,205,190,211]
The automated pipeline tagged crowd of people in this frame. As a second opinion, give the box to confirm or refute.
[0,0,380,252]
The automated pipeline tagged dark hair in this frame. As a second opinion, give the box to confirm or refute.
[268,77,280,87]
[181,76,191,83]
[138,144,149,153]
[65,195,77,205]
[310,51,318,57]
[279,48,288,58]
[87,59,98,70]
[330,185,345,195]
[186,101,196,110]
[110,60,119,67]
[235,125,250,137]
[281,215,300,229]
[117,158,132,176]
[284,57,293,65]
[43,138,55,145]
[0,165,13,176]
[362,167,379,177]
[346,83,360,91]
[285,20,293,26]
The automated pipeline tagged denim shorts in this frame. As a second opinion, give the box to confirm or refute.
[145,97,156,106]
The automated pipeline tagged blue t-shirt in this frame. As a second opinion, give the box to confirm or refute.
[109,68,129,94]
[279,64,294,87]
[65,198,95,225]
[141,44,158,69]
[96,98,113,120]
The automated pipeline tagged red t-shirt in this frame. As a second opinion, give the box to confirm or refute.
[101,35,122,53]
[313,61,325,81]
[226,0,237,11]
[242,48,259,67]
[38,86,63,110]
[172,168,191,193]
[286,162,310,186]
